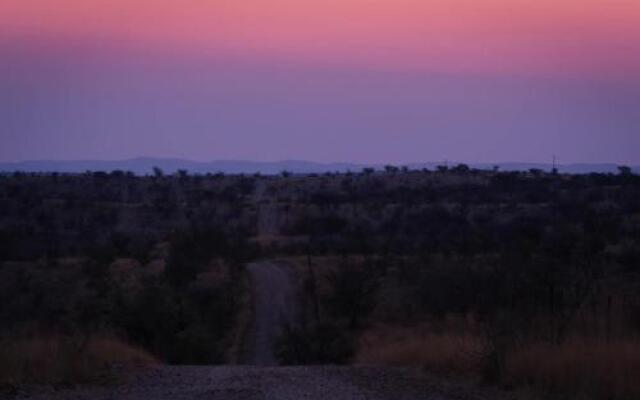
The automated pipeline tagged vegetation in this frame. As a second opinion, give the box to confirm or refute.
[0,171,257,384]
[266,166,640,399]
[0,334,156,386]
[1,166,639,398]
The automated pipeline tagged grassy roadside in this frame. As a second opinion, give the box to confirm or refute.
[357,324,640,400]
[0,334,157,387]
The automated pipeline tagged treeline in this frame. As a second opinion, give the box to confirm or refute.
[0,170,257,261]
[275,168,640,256]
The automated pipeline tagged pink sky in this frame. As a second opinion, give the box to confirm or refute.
[3,0,640,80]
[1,1,639,164]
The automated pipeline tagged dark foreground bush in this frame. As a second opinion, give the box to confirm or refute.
[274,323,354,365]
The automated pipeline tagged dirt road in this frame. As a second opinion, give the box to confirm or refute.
[8,260,513,400]
[242,261,297,366]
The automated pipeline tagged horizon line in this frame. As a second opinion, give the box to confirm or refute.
[0,157,638,167]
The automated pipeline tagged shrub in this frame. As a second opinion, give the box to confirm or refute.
[274,322,355,365]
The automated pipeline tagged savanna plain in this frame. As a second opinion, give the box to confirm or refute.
[1,166,639,399]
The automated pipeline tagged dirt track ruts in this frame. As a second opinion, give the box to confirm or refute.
[242,261,297,366]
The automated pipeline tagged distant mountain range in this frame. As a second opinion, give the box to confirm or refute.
[0,158,637,175]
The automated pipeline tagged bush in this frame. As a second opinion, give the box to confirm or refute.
[274,323,355,365]
[326,259,379,329]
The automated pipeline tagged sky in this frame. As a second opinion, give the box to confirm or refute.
[1,0,639,164]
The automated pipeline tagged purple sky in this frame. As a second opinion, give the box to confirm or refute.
[1,38,639,165]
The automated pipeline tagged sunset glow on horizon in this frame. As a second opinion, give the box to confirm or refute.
[3,0,640,79]
[1,1,639,164]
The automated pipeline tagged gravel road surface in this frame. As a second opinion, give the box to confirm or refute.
[10,365,510,400]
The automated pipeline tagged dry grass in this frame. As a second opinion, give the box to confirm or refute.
[506,337,640,400]
[356,324,640,400]
[355,324,485,376]
[0,334,157,385]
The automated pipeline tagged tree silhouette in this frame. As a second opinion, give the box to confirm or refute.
[152,166,164,178]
